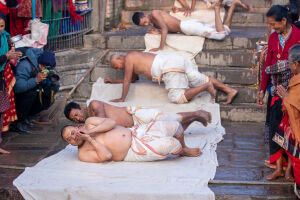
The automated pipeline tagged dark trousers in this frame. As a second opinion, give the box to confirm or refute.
[14,88,51,122]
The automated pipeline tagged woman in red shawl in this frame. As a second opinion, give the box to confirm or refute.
[0,12,22,154]
[257,5,300,181]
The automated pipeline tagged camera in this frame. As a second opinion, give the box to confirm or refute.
[44,68,60,87]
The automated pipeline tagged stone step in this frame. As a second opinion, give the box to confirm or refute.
[124,0,271,11]
[220,103,266,122]
[84,26,266,51]
[102,49,256,67]
[230,12,267,27]
[55,49,104,66]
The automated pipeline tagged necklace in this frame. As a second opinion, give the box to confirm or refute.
[277,26,292,59]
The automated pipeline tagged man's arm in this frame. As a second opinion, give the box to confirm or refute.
[84,117,116,135]
[150,10,168,52]
[78,134,112,163]
[110,55,135,102]
[88,100,106,118]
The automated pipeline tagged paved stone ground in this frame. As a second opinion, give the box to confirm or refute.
[0,120,295,199]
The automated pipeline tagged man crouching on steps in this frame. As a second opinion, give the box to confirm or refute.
[105,51,237,104]
[61,117,201,162]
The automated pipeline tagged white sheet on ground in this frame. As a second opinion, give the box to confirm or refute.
[13,78,225,200]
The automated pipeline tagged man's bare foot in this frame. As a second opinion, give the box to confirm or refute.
[207,82,216,102]
[266,170,284,181]
[196,110,212,124]
[0,148,10,154]
[223,88,238,104]
[181,147,202,157]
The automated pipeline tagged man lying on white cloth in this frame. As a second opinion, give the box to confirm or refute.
[61,117,202,162]
[106,52,237,104]
[64,100,212,129]
[132,0,244,52]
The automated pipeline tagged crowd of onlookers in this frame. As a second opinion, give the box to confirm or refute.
[0,0,60,154]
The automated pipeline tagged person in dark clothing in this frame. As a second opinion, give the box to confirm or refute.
[12,48,59,134]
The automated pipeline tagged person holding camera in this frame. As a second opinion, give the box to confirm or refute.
[12,48,59,134]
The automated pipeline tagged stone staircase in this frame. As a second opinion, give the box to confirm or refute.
[54,0,295,123]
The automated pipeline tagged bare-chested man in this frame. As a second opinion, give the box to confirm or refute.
[64,100,212,130]
[61,117,201,163]
[105,51,237,104]
[132,0,245,52]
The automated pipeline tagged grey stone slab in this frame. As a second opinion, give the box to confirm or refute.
[83,34,106,49]
[107,35,145,49]
[216,68,257,85]
[73,82,92,99]
[124,0,174,10]
[195,50,255,67]
[220,104,266,122]
[91,66,125,82]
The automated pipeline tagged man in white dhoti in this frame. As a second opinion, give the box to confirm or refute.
[61,117,201,163]
[105,52,237,104]
[132,0,244,52]
[64,100,212,129]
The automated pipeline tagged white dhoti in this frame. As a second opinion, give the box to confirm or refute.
[127,106,182,126]
[151,54,209,104]
[180,19,231,40]
[124,121,184,162]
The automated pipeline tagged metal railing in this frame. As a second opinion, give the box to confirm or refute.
[41,0,92,51]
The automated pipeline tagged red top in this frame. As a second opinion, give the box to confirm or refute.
[260,25,300,92]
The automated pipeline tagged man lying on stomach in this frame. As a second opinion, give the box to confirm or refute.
[61,117,201,163]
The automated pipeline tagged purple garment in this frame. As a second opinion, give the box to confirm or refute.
[52,0,63,12]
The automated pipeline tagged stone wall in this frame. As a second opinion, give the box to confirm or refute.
[105,0,124,30]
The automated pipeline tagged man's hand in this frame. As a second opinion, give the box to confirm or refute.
[183,9,193,17]
[172,6,180,13]
[277,85,287,99]
[76,130,92,142]
[110,98,124,103]
[6,49,22,60]
[257,90,265,106]
[149,47,163,52]
[104,77,113,84]
[147,28,161,34]
[35,72,47,83]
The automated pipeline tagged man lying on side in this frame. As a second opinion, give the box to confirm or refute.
[64,100,212,130]
[61,117,201,163]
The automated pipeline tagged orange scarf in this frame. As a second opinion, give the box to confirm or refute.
[284,73,300,144]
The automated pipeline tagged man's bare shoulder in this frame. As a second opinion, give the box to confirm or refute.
[151,10,163,16]
[126,51,141,59]
[85,117,106,124]
[89,100,105,109]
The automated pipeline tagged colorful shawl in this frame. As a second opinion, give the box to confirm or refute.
[0,30,10,72]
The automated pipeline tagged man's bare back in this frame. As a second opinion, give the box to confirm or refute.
[126,51,156,79]
[150,10,181,33]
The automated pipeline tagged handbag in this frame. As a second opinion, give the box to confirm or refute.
[0,71,10,113]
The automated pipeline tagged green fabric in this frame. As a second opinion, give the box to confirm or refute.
[42,0,62,40]
[0,30,10,72]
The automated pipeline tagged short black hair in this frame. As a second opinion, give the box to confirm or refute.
[132,12,144,25]
[284,4,299,24]
[60,125,72,141]
[0,12,6,22]
[64,102,81,120]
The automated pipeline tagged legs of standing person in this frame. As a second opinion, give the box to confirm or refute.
[0,114,10,154]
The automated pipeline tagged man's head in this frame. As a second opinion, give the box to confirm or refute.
[132,12,151,26]
[110,54,125,70]
[64,102,87,123]
[289,44,300,74]
[61,125,84,146]
[38,50,56,71]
